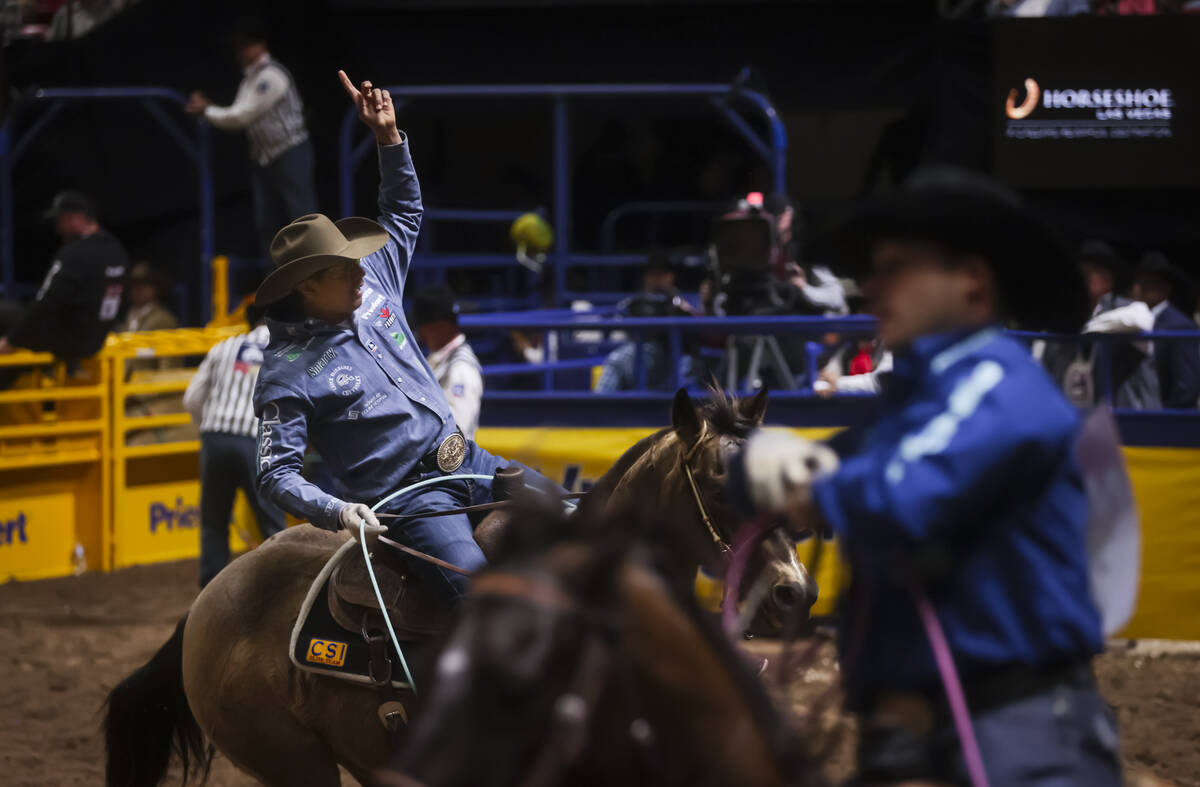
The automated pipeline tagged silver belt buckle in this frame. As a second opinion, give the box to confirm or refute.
[436,432,467,473]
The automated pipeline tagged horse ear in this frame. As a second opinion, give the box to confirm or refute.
[672,387,703,446]
[740,388,769,425]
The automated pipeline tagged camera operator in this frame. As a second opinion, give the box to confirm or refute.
[593,252,696,392]
[711,193,847,387]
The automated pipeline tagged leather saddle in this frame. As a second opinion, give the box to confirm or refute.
[326,465,528,641]
[328,545,447,641]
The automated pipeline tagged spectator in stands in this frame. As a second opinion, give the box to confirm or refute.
[46,0,119,40]
[765,193,848,317]
[411,286,483,441]
[815,338,893,397]
[183,304,285,588]
[988,0,1090,14]
[186,21,317,260]
[116,262,176,332]
[1046,241,1161,409]
[594,253,695,392]
[0,190,128,372]
[1133,252,1200,409]
[1093,0,1159,12]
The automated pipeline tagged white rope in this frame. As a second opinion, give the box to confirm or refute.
[357,517,419,693]
[358,472,575,696]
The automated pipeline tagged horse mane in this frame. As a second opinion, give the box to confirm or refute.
[569,427,670,525]
[576,387,760,521]
[696,386,760,440]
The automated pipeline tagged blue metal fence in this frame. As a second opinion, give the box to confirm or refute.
[459,309,1200,400]
[339,82,788,307]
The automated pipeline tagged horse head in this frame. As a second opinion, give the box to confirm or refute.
[599,387,817,635]
[387,506,814,787]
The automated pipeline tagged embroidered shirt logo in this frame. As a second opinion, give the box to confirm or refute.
[389,331,407,349]
[366,339,378,353]
[348,410,360,420]
[307,348,337,378]
[327,364,362,397]
[234,342,263,374]
[362,391,388,413]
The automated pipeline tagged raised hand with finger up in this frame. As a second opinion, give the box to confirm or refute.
[339,70,401,146]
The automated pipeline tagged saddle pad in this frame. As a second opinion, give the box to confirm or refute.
[290,542,427,691]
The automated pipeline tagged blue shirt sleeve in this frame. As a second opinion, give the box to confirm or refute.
[360,137,423,298]
[812,358,1074,554]
[255,390,346,530]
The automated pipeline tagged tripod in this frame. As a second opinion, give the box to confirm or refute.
[724,333,797,392]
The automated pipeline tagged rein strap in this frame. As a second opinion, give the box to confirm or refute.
[680,424,732,555]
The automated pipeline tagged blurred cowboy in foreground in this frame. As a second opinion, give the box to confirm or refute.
[731,168,1122,786]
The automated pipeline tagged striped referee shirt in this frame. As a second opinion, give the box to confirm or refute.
[204,53,309,166]
[184,325,270,438]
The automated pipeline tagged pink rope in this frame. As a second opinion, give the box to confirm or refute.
[720,514,774,635]
[911,586,990,787]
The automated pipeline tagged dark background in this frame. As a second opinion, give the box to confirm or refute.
[2,0,1198,322]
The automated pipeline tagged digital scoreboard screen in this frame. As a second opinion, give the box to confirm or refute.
[994,18,1199,189]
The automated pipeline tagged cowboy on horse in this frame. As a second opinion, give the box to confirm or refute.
[251,71,556,604]
[732,168,1124,786]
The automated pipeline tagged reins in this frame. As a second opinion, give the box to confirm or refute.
[680,422,733,556]
[376,492,584,523]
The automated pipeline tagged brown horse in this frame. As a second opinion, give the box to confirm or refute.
[102,389,815,786]
[386,504,822,787]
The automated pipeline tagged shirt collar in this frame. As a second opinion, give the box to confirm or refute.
[243,52,271,77]
[1150,299,1169,319]
[428,333,467,367]
[267,315,342,341]
[889,324,1002,388]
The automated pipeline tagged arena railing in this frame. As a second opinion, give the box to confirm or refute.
[459,310,1200,443]
[0,87,215,318]
[338,82,788,307]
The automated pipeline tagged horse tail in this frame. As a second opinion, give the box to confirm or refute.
[103,615,212,787]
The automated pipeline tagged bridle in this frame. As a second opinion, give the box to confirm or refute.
[415,568,663,787]
[680,422,734,557]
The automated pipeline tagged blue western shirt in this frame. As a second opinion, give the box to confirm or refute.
[254,140,459,529]
[811,327,1104,708]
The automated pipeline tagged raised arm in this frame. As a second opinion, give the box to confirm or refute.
[338,70,421,296]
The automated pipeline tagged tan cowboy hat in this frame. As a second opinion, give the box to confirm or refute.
[254,213,389,305]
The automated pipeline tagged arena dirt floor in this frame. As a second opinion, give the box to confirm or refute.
[1,558,1196,786]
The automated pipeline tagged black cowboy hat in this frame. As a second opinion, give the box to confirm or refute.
[820,166,1087,333]
[1137,251,1194,312]
[1078,240,1131,296]
[411,286,460,327]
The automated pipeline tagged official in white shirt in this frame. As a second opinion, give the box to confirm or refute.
[186,24,317,258]
[411,287,484,440]
[183,305,286,587]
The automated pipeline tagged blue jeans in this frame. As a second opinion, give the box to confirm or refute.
[251,139,318,259]
[376,441,559,604]
[594,341,695,393]
[199,433,286,587]
[857,681,1122,786]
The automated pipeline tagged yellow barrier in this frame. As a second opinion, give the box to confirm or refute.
[0,352,109,579]
[106,327,260,570]
[477,426,1200,639]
